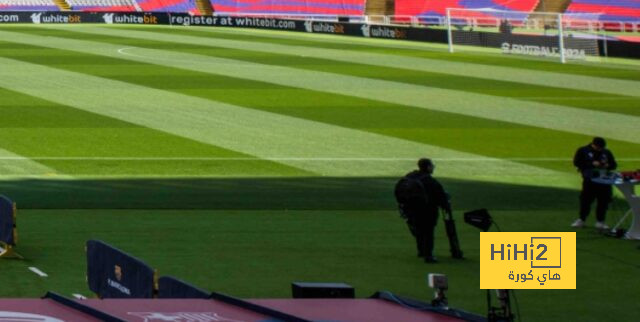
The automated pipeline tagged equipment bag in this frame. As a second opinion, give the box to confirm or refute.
[394,175,429,207]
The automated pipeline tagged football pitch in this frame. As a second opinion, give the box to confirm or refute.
[0,24,639,321]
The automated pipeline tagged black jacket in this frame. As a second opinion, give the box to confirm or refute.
[404,170,451,216]
[573,144,617,179]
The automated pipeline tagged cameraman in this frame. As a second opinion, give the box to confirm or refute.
[399,158,451,263]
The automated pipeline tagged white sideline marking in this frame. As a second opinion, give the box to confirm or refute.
[0,157,637,162]
[517,97,638,101]
[28,267,48,277]
[72,293,87,300]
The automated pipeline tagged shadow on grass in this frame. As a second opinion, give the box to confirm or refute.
[0,177,580,210]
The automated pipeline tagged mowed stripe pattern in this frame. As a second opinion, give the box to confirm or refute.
[2,28,639,146]
[0,25,638,186]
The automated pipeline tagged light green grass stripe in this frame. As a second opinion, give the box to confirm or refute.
[0,149,62,178]
[58,25,640,99]
[0,55,575,184]
[5,28,638,145]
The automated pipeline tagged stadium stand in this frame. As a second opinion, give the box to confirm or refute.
[394,0,540,20]
[68,0,138,11]
[209,0,366,16]
[125,0,200,14]
[134,0,198,14]
[0,0,59,11]
[566,0,640,21]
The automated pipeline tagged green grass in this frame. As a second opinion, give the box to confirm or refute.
[0,24,638,321]
[16,26,640,116]
[181,26,640,79]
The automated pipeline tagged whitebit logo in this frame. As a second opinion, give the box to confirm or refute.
[102,13,114,24]
[368,26,407,39]
[304,20,313,33]
[30,13,42,24]
[361,24,370,37]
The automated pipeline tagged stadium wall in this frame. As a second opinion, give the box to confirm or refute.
[0,11,638,58]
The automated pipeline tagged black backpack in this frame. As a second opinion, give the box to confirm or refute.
[394,174,429,207]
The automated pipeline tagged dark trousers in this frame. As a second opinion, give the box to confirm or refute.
[406,211,438,257]
[579,180,612,222]
[413,224,436,257]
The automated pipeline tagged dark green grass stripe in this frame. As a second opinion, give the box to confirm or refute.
[1,176,581,210]
[14,26,640,117]
[0,87,309,176]
[7,199,639,321]
[113,25,640,82]
[1,39,638,174]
